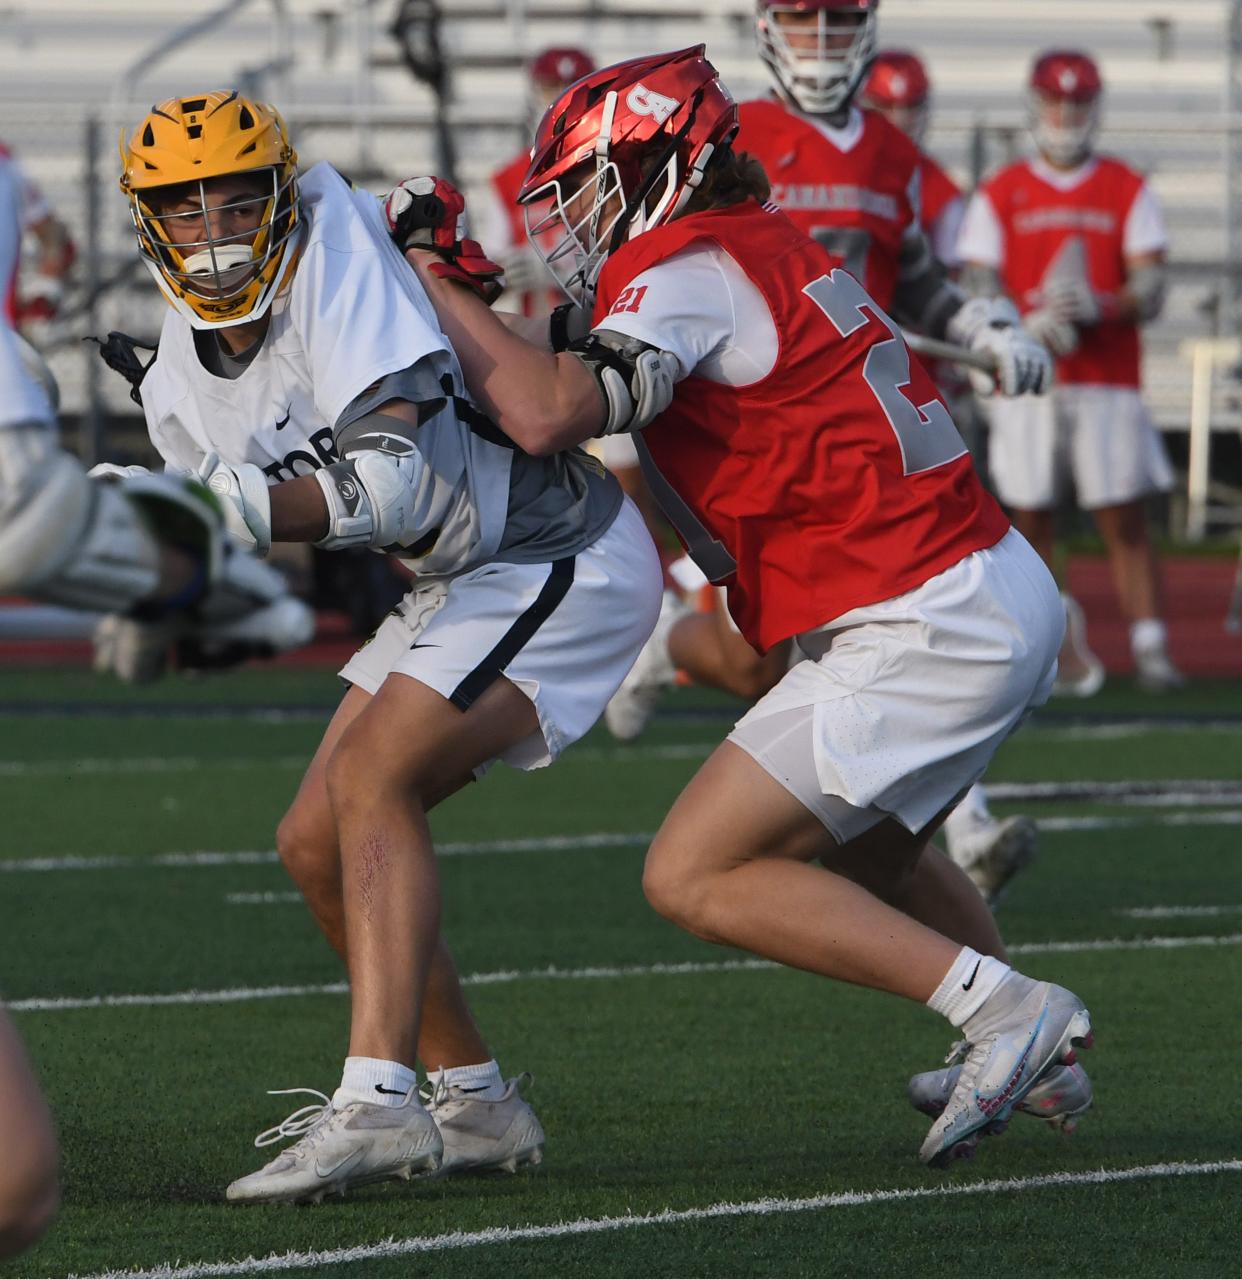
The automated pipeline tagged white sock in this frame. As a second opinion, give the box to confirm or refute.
[426,1059,505,1100]
[1130,618,1166,655]
[926,947,1011,1027]
[334,1056,418,1109]
[943,783,992,850]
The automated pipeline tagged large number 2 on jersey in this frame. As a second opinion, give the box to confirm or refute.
[803,269,966,476]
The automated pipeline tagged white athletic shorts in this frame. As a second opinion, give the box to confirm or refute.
[728,528,1063,844]
[987,384,1173,511]
[339,498,662,771]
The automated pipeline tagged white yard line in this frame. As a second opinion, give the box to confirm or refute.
[1118,904,1242,919]
[8,801,1242,877]
[10,935,1242,1014]
[65,1159,1242,1279]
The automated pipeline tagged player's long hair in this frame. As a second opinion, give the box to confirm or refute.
[680,146,770,215]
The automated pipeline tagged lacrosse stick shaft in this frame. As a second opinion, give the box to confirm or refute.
[901,330,999,375]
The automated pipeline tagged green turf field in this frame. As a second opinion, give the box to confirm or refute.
[1,666,1240,1278]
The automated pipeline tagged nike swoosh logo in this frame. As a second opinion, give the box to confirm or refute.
[374,1083,407,1096]
[274,408,291,431]
[978,1010,1046,1117]
[408,642,440,651]
[314,1146,365,1180]
[962,960,982,991]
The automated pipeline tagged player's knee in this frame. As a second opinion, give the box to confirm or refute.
[642,854,717,939]
[0,1158,59,1262]
[274,806,334,890]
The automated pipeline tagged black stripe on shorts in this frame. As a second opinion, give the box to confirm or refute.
[449,555,576,711]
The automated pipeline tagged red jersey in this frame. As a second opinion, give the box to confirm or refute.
[977,156,1150,387]
[592,201,1010,652]
[735,101,921,310]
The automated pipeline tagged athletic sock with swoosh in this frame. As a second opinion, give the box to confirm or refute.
[926,947,1013,1027]
[335,1055,418,1108]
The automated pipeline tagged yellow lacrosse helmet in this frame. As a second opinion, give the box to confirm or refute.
[120,90,301,328]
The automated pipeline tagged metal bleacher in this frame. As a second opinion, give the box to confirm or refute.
[1,0,1240,474]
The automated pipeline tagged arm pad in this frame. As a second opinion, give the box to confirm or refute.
[1127,261,1167,324]
[314,449,428,552]
[566,328,681,436]
[890,228,963,339]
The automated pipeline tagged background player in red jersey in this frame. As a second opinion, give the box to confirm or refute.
[860,49,963,271]
[400,46,1095,1168]
[958,50,1183,695]
[474,46,596,318]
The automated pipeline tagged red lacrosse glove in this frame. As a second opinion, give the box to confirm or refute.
[384,176,466,253]
[425,240,504,304]
[383,177,504,302]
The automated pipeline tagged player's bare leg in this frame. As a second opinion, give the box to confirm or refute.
[848,838,1009,962]
[276,685,492,1070]
[668,605,792,701]
[643,740,1091,1166]
[1013,505,1102,695]
[0,1009,58,1261]
[642,740,960,996]
[1093,499,1184,690]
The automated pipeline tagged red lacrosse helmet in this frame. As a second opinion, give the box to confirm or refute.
[530,47,596,89]
[861,49,930,144]
[755,1,879,116]
[1029,50,1103,166]
[518,45,738,302]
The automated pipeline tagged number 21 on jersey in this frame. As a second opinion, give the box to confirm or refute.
[803,269,966,476]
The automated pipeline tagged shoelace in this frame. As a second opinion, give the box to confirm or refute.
[418,1074,450,1112]
[253,1087,334,1150]
[942,1040,970,1068]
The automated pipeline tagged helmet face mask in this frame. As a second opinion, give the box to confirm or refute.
[120,91,301,329]
[756,1,879,117]
[518,46,738,304]
[1028,51,1102,168]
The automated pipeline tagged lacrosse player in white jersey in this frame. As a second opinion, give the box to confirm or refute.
[118,91,661,1205]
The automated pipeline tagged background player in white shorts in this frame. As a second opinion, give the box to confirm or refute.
[958,49,1183,695]
[118,92,661,1204]
[404,46,1095,1170]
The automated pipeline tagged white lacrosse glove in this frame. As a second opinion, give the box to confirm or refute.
[196,452,273,556]
[496,246,545,297]
[88,462,151,482]
[1043,275,1105,326]
[948,297,1052,397]
[1021,306,1080,357]
[598,348,681,436]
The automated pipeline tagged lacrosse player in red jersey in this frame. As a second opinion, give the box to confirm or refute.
[959,50,1183,695]
[399,47,1095,1168]
[606,4,1051,903]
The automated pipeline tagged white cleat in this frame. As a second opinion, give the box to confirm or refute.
[1134,643,1186,693]
[604,588,688,742]
[908,1041,1093,1135]
[918,981,1094,1168]
[225,1086,442,1205]
[424,1073,545,1176]
[1051,594,1104,698]
[948,815,1039,907]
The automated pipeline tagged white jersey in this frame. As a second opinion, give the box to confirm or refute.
[140,163,516,576]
